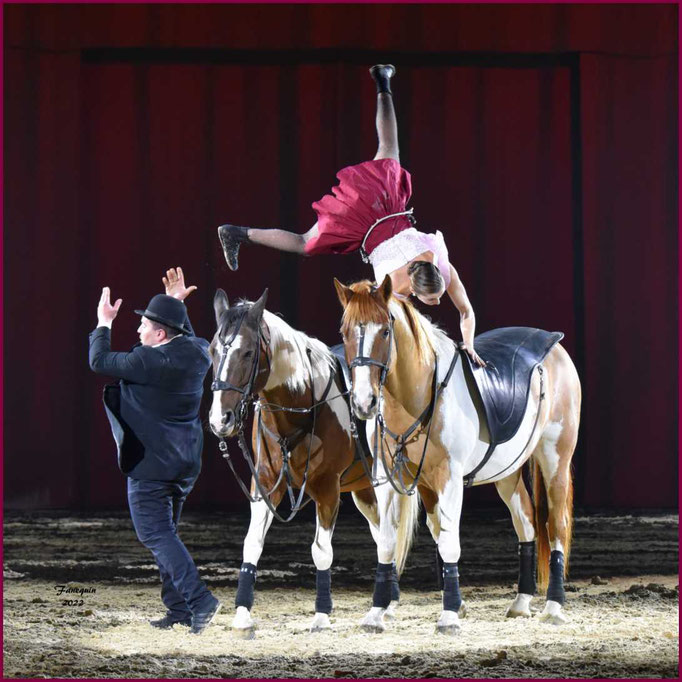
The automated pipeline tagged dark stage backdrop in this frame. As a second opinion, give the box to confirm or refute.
[4,5,677,510]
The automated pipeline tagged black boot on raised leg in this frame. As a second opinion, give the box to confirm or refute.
[218,224,250,271]
[369,64,396,94]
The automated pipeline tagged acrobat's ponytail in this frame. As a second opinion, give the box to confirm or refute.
[408,260,445,296]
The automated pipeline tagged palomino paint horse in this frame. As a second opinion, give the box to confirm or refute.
[335,277,581,634]
[208,289,418,633]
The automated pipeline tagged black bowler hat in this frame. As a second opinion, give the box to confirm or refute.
[135,294,191,335]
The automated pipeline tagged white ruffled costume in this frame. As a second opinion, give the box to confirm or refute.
[370,228,452,290]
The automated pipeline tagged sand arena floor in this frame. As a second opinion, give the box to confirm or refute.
[3,508,678,678]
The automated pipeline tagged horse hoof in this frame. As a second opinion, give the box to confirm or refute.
[459,601,468,619]
[539,611,567,626]
[310,612,332,632]
[505,593,532,618]
[505,607,531,618]
[436,623,461,636]
[233,627,256,640]
[384,602,398,620]
[360,623,386,634]
[539,600,567,625]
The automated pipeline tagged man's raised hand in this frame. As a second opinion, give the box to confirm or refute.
[97,287,123,328]
[163,266,197,301]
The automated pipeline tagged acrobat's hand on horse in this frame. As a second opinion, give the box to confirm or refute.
[163,266,197,301]
[461,343,486,368]
[97,287,122,327]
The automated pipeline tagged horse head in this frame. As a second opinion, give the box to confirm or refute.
[334,275,394,420]
[208,288,269,438]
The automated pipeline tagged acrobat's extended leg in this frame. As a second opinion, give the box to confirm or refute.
[218,222,318,271]
[370,64,399,162]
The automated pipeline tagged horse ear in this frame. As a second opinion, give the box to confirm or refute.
[334,278,352,308]
[377,274,393,302]
[214,288,229,325]
[250,288,269,319]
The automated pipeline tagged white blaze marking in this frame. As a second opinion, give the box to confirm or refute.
[209,334,242,431]
[352,323,381,412]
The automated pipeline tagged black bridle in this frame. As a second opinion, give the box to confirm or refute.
[347,311,459,495]
[211,306,341,522]
[211,307,270,426]
[348,314,395,386]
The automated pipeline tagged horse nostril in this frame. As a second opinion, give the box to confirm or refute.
[368,395,377,410]
[222,411,234,426]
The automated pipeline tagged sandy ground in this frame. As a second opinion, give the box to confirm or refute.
[3,509,678,678]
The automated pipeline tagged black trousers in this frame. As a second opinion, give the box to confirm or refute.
[127,477,214,618]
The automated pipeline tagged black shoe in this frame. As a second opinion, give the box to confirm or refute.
[149,614,192,630]
[191,598,222,635]
[218,224,250,271]
[370,64,396,94]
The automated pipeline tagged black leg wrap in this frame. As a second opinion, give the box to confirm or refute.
[235,562,257,610]
[442,562,462,612]
[315,569,333,614]
[372,562,394,608]
[518,541,537,595]
[389,564,400,602]
[546,550,566,605]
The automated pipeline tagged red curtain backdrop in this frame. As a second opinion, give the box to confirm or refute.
[4,4,677,510]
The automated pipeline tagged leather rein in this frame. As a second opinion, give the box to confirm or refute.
[348,313,460,495]
[348,315,547,492]
[212,308,339,522]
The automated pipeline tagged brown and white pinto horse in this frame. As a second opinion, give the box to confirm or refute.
[208,289,418,634]
[335,277,581,633]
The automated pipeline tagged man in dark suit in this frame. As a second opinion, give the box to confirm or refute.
[89,267,221,634]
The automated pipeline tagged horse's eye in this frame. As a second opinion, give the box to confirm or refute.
[383,328,390,338]
[244,350,253,358]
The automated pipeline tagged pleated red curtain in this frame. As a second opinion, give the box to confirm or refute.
[4,5,676,510]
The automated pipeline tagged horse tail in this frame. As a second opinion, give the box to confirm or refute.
[395,491,420,576]
[532,458,550,591]
[532,458,575,591]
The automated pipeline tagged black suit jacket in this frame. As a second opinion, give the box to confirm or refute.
[88,322,211,481]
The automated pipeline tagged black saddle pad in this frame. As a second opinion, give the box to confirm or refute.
[463,327,564,445]
[330,344,372,466]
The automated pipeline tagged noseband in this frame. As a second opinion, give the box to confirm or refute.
[348,314,395,386]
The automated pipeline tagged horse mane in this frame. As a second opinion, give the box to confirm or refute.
[262,309,336,394]
[342,280,447,366]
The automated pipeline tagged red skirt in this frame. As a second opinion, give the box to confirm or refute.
[305,159,413,256]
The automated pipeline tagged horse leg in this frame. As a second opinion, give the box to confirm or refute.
[309,478,340,633]
[352,487,401,618]
[534,445,576,625]
[494,469,536,618]
[419,484,469,620]
[360,482,401,633]
[435,476,465,635]
[533,357,580,625]
[232,497,277,634]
